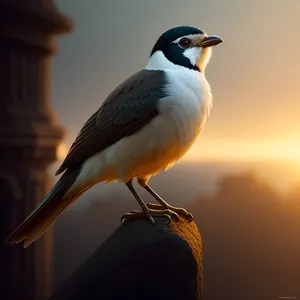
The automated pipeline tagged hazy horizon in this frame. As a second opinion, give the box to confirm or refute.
[49,158,300,215]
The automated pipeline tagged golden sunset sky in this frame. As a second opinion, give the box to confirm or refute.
[53,0,300,167]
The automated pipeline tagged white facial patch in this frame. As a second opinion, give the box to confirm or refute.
[171,33,212,71]
[182,47,202,67]
[198,47,212,72]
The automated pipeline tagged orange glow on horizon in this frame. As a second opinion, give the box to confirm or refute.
[184,139,300,164]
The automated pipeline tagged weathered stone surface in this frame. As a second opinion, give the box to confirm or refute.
[50,216,203,300]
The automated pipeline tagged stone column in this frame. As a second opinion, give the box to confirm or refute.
[0,1,72,299]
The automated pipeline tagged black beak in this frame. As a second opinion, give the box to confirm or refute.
[200,35,223,48]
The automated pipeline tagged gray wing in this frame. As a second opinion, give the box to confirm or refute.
[55,69,166,175]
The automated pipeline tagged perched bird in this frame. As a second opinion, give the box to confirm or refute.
[5,26,223,248]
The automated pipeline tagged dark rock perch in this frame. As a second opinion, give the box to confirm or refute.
[49,216,203,300]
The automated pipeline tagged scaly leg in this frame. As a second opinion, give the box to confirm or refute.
[137,178,193,222]
[121,179,179,224]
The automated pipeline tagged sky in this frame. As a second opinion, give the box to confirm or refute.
[52,0,300,164]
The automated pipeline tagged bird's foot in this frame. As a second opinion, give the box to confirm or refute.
[146,203,193,222]
[121,208,179,225]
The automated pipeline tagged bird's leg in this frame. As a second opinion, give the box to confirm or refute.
[121,179,179,224]
[137,178,193,222]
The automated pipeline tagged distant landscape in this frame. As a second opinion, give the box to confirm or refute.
[50,159,300,209]
[53,160,300,300]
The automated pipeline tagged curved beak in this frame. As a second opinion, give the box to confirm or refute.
[200,35,223,48]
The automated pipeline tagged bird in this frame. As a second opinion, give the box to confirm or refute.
[5,26,223,248]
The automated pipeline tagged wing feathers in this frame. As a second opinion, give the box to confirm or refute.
[56,70,166,175]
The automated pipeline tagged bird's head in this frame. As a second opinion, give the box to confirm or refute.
[146,26,223,72]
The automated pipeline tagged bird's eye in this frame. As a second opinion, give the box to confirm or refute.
[179,38,191,49]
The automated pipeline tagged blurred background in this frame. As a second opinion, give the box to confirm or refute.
[1,0,300,300]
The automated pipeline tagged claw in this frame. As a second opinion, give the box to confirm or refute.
[146,203,193,222]
[121,208,178,225]
[186,212,194,222]
[121,211,155,225]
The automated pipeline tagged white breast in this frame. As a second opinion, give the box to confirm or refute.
[160,67,212,157]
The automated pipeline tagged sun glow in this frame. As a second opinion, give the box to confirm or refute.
[184,139,300,165]
[56,142,68,161]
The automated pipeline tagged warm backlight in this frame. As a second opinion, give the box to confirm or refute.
[56,142,68,161]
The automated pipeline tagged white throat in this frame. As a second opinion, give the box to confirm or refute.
[145,48,212,72]
[145,49,213,162]
[145,50,212,116]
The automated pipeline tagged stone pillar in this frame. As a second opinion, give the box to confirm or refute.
[0,1,72,300]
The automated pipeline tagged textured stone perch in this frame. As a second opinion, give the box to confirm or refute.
[49,216,203,300]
